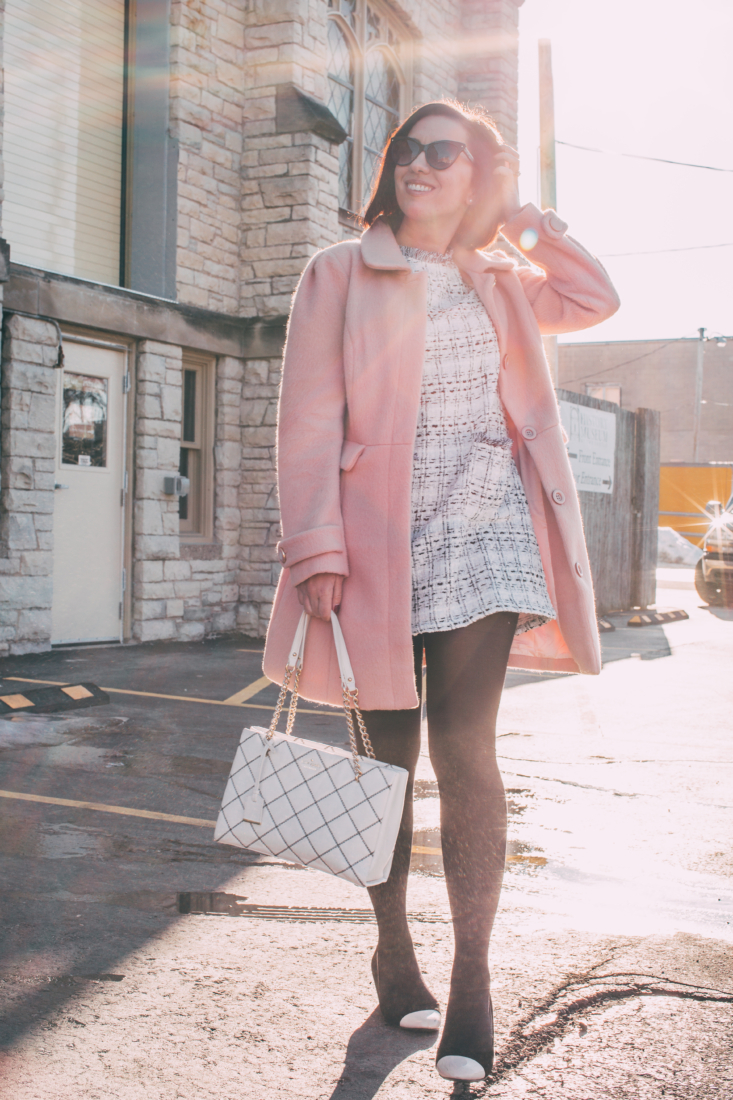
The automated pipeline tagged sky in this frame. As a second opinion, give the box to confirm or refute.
[515,0,733,344]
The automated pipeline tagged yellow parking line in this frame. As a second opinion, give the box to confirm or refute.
[1,788,436,860]
[223,675,271,705]
[0,788,216,828]
[3,677,336,717]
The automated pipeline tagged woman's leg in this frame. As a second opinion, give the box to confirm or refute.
[361,636,438,1024]
[425,611,518,1071]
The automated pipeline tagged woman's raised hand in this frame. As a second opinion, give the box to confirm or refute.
[295,572,344,621]
[492,146,521,226]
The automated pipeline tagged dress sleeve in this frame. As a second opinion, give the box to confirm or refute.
[501,203,620,335]
[275,249,351,587]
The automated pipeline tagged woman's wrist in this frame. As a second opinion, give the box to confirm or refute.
[500,200,522,228]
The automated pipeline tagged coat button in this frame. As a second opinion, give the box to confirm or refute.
[575,561,584,577]
[542,210,569,237]
[552,489,566,505]
[521,426,537,441]
[278,546,287,564]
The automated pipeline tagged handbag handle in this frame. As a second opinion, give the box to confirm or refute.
[265,611,375,778]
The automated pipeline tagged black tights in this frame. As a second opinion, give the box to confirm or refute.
[361,610,517,1067]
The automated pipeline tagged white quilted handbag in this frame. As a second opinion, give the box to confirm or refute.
[214,611,408,888]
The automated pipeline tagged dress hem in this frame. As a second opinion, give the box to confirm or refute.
[411,605,556,638]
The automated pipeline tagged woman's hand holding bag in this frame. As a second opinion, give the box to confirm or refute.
[296,572,343,620]
[215,610,409,888]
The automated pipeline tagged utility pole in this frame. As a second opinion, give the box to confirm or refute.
[538,39,557,211]
[538,39,558,385]
[693,327,706,462]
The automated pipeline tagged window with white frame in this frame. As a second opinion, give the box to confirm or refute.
[326,0,412,222]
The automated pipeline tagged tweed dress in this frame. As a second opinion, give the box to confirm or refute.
[403,245,557,636]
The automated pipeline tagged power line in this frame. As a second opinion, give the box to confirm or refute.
[600,242,733,258]
[559,339,681,386]
[557,140,733,174]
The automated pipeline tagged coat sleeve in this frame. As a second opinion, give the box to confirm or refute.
[275,248,351,588]
[501,203,620,334]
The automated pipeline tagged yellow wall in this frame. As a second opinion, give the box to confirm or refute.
[659,465,733,545]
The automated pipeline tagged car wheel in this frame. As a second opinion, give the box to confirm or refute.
[695,560,724,606]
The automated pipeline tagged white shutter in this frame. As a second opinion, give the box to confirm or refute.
[3,0,126,285]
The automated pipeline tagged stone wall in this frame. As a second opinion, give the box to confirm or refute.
[237,356,281,638]
[232,0,525,638]
[0,314,59,654]
[397,0,460,107]
[132,339,184,642]
[168,0,522,320]
[458,0,522,147]
[240,0,341,319]
[239,130,340,319]
[132,340,244,642]
[170,0,247,314]
[0,0,525,651]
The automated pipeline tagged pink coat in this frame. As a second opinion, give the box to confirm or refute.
[262,203,620,710]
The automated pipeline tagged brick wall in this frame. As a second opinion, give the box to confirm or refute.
[560,339,733,464]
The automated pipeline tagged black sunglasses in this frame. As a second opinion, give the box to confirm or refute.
[389,136,474,171]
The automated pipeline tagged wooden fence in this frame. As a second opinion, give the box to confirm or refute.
[557,389,660,615]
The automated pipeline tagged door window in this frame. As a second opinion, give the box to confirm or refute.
[62,372,108,467]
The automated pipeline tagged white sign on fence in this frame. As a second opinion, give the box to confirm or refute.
[559,400,617,494]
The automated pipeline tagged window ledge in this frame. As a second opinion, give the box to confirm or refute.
[180,541,223,561]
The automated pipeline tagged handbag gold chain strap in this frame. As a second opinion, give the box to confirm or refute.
[265,663,374,780]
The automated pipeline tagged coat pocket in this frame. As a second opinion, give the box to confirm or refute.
[340,440,366,472]
[448,439,514,524]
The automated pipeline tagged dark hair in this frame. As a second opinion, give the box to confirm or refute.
[362,99,506,250]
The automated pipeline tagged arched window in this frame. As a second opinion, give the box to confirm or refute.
[327,0,411,224]
[363,50,400,199]
[327,19,355,213]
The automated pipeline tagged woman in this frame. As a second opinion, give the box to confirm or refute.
[263,100,619,1082]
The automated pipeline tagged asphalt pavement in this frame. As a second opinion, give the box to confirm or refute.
[0,566,731,1098]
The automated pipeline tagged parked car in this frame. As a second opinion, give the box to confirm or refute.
[694,498,733,606]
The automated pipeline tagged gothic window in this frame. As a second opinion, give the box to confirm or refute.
[327,0,411,222]
[363,50,400,199]
[327,19,355,212]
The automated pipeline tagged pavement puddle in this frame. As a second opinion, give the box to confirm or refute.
[0,714,127,749]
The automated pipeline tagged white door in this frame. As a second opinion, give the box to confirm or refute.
[51,338,128,644]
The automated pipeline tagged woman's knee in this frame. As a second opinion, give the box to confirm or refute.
[429,739,502,792]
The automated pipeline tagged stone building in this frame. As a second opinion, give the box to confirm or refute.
[0,0,523,655]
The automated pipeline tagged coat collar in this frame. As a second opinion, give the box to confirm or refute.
[360,217,517,275]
